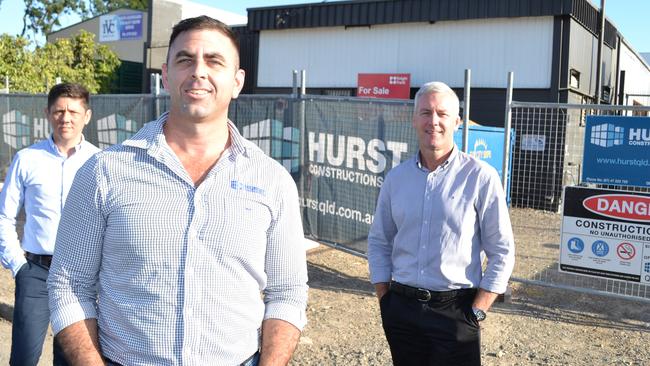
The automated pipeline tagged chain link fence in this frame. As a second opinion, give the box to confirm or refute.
[508,101,650,302]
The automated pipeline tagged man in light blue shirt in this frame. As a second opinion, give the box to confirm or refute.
[0,83,100,365]
[48,16,308,366]
[368,81,515,366]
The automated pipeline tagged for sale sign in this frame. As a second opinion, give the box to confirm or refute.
[560,186,650,283]
[357,73,410,99]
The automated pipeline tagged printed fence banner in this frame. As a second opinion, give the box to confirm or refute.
[560,186,650,284]
[0,94,513,255]
[583,115,650,188]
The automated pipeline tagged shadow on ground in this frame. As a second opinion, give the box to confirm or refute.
[492,282,650,333]
[307,261,374,297]
[0,302,13,322]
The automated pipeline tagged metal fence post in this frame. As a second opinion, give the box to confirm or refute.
[292,70,299,98]
[502,72,514,193]
[299,70,307,200]
[150,73,161,118]
[462,69,471,153]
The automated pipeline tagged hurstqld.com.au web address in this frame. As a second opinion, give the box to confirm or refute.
[300,197,373,225]
[596,157,650,167]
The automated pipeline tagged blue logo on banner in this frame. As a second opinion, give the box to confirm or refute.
[567,237,584,253]
[591,240,609,257]
[590,123,624,147]
[583,115,650,188]
[645,262,650,274]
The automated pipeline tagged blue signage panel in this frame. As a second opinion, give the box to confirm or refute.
[99,13,142,42]
[583,115,650,188]
[454,125,515,203]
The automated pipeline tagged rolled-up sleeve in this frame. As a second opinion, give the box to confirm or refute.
[262,172,308,330]
[476,170,515,294]
[48,156,106,335]
[367,174,396,285]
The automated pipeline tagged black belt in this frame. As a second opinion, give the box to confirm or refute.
[390,281,475,302]
[25,252,53,269]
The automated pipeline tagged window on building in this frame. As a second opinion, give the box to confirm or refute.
[569,69,580,89]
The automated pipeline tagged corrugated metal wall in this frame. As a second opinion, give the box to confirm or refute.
[257,16,554,89]
[619,42,650,106]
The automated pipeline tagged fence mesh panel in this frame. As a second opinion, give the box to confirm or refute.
[2,92,650,301]
[509,102,650,301]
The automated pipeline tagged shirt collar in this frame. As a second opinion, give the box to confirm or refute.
[48,134,87,156]
[122,112,249,159]
[415,145,458,172]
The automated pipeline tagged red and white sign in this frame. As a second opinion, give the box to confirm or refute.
[583,194,650,223]
[357,73,411,99]
[616,242,636,260]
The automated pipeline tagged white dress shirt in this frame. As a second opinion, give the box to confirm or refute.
[368,147,515,293]
[0,136,99,276]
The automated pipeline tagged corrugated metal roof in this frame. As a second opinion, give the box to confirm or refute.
[248,0,617,47]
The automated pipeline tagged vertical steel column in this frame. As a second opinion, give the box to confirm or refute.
[462,69,471,153]
[292,70,299,98]
[299,70,307,200]
[502,72,514,193]
[595,0,606,105]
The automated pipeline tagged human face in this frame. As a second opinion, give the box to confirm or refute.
[412,92,460,155]
[162,29,245,124]
[46,97,92,146]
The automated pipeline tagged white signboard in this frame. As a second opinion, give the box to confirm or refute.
[560,186,650,283]
[521,134,546,151]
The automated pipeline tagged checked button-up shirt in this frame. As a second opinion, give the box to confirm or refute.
[48,112,308,365]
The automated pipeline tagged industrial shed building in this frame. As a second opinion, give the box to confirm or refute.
[239,0,649,123]
[46,0,246,93]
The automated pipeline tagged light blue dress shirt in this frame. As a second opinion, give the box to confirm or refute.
[0,136,100,276]
[368,147,515,294]
[48,112,308,365]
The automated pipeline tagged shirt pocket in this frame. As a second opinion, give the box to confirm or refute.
[206,194,273,261]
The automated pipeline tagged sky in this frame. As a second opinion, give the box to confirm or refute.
[0,0,648,52]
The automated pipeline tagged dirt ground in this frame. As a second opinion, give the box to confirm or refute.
[1,208,649,365]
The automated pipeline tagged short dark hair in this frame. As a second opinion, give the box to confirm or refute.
[47,83,90,110]
[167,16,240,65]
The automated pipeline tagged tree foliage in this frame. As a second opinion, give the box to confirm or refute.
[79,0,147,19]
[21,0,81,38]
[21,0,148,39]
[0,30,120,93]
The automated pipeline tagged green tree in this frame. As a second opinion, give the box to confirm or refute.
[0,34,41,92]
[21,0,81,39]
[0,30,120,93]
[79,0,147,19]
[21,0,147,39]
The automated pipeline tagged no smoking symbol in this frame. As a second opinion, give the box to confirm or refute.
[616,243,635,260]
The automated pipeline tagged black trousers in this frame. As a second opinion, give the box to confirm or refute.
[380,287,481,366]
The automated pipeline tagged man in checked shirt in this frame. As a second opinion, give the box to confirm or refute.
[368,81,515,366]
[48,16,308,366]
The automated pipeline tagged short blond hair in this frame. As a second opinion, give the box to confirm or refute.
[413,81,459,115]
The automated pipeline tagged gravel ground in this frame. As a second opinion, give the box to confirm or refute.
[1,208,649,365]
